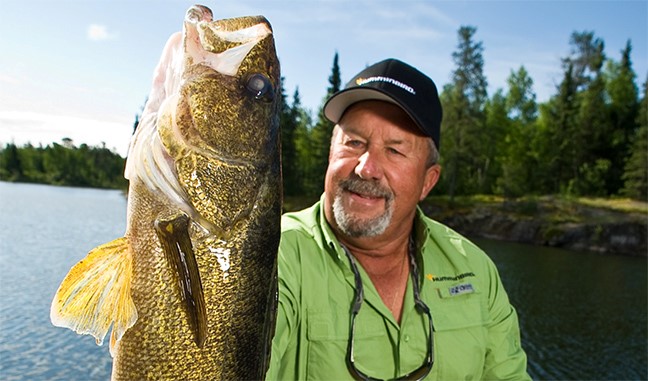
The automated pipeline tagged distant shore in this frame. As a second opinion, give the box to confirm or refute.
[419,195,648,257]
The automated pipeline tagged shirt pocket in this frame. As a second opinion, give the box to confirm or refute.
[433,283,486,329]
[306,308,387,380]
[430,284,488,380]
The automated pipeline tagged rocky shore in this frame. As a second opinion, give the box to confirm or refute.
[420,196,648,257]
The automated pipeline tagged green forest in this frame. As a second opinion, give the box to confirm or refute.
[0,139,127,189]
[1,27,646,201]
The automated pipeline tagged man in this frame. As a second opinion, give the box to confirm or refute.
[266,59,530,380]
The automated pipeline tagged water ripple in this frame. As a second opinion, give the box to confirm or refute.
[1,183,124,380]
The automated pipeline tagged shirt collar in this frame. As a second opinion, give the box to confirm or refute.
[315,194,346,261]
[413,206,431,251]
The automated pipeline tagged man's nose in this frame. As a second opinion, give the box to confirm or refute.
[355,151,383,180]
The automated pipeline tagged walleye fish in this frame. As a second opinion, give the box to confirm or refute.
[50,4,281,380]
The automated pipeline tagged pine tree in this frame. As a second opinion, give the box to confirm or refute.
[606,40,640,194]
[573,69,609,196]
[18,143,47,183]
[279,78,298,196]
[0,143,23,181]
[282,88,311,197]
[440,26,488,197]
[621,77,648,200]
[496,66,538,197]
[482,89,509,193]
[294,100,315,197]
[306,52,342,196]
[567,31,606,91]
[536,62,579,194]
[506,66,537,124]
[563,31,609,195]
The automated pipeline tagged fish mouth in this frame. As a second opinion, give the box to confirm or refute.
[195,16,273,76]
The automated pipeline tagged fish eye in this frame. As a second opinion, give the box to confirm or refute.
[244,73,274,102]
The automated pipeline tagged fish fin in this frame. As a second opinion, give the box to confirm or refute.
[50,237,138,355]
[154,213,208,347]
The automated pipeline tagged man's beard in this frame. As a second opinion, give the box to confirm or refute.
[332,175,394,238]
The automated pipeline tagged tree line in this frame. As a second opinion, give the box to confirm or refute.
[1,26,646,201]
[0,139,127,189]
[280,27,647,201]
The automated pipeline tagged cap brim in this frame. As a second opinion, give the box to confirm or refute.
[323,88,399,124]
[323,87,430,140]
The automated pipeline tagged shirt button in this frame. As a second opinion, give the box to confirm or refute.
[404,335,410,342]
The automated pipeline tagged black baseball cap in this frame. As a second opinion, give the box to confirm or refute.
[323,58,443,149]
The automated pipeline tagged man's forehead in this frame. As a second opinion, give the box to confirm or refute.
[336,118,424,144]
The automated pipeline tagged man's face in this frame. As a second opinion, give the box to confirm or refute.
[324,100,440,239]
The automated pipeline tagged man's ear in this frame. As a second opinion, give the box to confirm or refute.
[419,164,441,201]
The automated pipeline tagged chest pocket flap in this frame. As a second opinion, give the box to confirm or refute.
[429,283,487,331]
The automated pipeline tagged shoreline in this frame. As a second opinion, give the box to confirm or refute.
[420,196,648,257]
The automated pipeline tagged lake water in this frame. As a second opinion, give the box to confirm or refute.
[0,182,646,380]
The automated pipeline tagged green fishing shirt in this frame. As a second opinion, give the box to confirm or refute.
[266,199,531,380]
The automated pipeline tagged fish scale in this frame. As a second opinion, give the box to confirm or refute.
[51,4,281,380]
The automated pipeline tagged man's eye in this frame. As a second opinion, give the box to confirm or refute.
[347,140,364,148]
[387,147,402,156]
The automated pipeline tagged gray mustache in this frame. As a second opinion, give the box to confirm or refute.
[339,176,393,201]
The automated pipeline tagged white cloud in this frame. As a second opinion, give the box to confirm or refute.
[87,24,118,41]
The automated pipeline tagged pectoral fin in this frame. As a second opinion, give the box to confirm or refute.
[50,237,137,356]
[155,213,207,347]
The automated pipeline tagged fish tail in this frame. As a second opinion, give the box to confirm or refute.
[50,237,138,356]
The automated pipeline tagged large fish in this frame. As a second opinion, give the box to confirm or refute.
[50,4,281,380]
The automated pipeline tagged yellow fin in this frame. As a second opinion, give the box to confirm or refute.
[50,237,138,354]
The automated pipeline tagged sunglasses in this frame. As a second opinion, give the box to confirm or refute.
[342,239,435,381]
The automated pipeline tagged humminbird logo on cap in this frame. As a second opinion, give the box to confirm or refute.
[355,76,416,95]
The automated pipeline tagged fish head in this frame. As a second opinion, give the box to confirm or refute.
[157,7,281,166]
[168,9,281,164]
[127,5,281,227]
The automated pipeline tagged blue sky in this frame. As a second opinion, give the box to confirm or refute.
[0,0,646,156]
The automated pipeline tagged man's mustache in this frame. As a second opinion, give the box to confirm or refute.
[339,175,394,201]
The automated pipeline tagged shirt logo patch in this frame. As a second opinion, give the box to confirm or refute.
[448,283,475,296]
[427,272,475,282]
